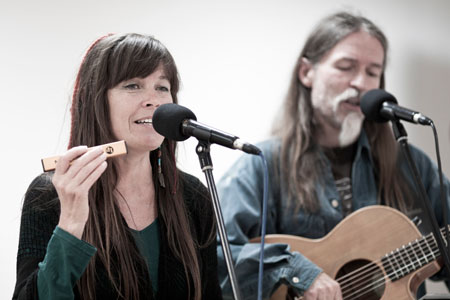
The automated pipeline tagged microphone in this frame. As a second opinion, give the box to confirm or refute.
[152,103,261,155]
[360,89,432,125]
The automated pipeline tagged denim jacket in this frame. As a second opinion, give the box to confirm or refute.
[216,130,450,300]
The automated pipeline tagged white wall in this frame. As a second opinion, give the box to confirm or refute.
[2,0,449,297]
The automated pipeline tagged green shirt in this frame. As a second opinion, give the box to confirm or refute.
[130,218,160,292]
[37,227,97,300]
[37,220,160,299]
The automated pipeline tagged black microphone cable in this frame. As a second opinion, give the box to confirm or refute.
[361,89,450,274]
[257,151,269,300]
[429,121,450,266]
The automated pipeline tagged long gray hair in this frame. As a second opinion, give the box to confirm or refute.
[272,12,413,213]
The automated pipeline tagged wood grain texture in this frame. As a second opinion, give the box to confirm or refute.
[252,205,442,300]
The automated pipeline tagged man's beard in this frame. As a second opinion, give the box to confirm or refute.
[332,88,364,147]
[338,112,364,147]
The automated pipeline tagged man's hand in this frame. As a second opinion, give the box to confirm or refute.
[303,272,342,300]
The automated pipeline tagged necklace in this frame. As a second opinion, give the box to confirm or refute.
[115,189,139,230]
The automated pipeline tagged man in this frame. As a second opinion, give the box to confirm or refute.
[217,11,450,300]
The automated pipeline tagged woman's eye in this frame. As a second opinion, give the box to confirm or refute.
[124,83,140,90]
[157,85,170,92]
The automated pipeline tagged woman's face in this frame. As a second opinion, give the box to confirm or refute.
[107,66,173,153]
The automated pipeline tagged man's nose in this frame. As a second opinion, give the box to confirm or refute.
[350,71,372,93]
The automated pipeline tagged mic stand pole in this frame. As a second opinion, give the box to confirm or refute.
[392,120,450,276]
[195,140,242,300]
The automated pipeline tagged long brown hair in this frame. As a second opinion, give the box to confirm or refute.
[70,33,202,300]
[272,12,413,213]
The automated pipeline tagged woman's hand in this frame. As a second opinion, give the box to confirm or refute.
[303,272,342,300]
[52,146,107,239]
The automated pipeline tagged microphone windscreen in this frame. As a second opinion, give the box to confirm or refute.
[153,103,197,141]
[360,89,398,122]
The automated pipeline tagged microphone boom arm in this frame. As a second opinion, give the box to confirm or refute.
[195,141,243,300]
[392,121,450,277]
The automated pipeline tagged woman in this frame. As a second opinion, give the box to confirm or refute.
[13,33,222,300]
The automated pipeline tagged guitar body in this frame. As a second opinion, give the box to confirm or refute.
[260,206,442,300]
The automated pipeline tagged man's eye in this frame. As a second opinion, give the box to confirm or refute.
[124,84,140,90]
[367,70,381,78]
[336,65,352,71]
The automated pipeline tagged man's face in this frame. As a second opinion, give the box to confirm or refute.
[300,31,385,146]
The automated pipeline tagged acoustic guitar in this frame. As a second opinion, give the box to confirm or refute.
[252,205,448,300]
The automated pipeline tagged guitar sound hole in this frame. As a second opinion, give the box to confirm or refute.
[336,259,385,300]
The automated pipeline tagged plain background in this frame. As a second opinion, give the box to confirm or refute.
[2,0,450,297]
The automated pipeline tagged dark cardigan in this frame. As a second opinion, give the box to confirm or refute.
[13,171,223,299]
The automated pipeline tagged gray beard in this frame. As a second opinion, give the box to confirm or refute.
[338,112,364,147]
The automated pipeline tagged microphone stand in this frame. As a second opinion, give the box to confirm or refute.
[195,140,242,300]
[392,120,450,276]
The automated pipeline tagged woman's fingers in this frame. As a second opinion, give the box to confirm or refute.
[53,147,105,190]
[69,147,107,191]
[52,146,108,239]
[54,146,88,176]
[79,159,108,192]
[63,147,104,180]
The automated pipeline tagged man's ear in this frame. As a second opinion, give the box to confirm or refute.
[298,57,314,88]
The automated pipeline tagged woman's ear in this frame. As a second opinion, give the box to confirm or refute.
[298,57,314,88]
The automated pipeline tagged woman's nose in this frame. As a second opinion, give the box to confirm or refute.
[142,92,161,108]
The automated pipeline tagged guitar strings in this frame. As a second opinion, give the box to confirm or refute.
[338,226,442,286]
[338,230,434,287]
[339,234,432,292]
[340,233,439,299]
[340,231,439,299]
[341,236,438,299]
[335,227,445,300]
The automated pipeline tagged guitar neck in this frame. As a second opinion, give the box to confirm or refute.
[381,226,449,281]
